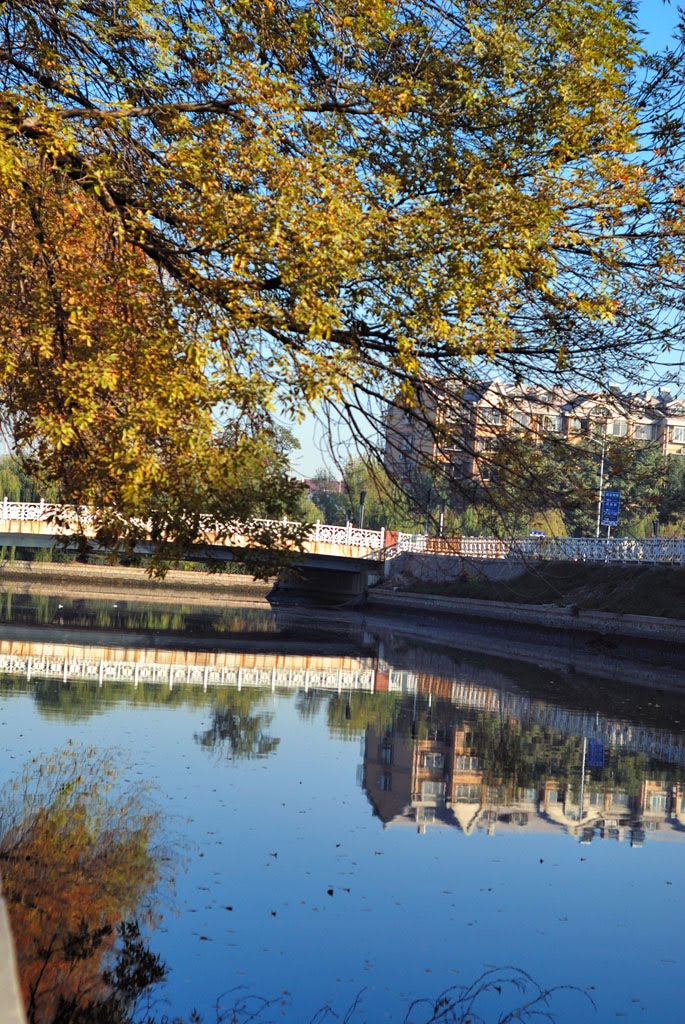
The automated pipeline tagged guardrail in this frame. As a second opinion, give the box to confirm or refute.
[395,532,685,565]
[1,501,683,565]
[0,500,386,551]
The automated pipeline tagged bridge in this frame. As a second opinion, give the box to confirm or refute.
[0,500,388,601]
[1,500,685,570]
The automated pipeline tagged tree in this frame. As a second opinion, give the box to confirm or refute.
[0,1,682,552]
[475,435,668,537]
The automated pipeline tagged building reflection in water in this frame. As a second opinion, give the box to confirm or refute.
[2,629,685,850]
[362,690,685,847]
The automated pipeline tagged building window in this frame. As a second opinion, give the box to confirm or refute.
[455,784,481,803]
[481,407,502,425]
[541,415,564,432]
[456,755,480,771]
[511,411,531,430]
[423,752,444,770]
[569,417,583,432]
[634,423,655,441]
[377,773,392,791]
[421,780,446,801]
[380,742,393,765]
[609,419,628,437]
[671,426,685,443]
[417,806,435,823]
[487,785,506,803]
[649,793,668,812]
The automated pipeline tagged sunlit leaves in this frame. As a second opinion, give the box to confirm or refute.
[0,0,668,544]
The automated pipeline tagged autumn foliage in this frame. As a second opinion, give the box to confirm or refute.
[1,1,683,537]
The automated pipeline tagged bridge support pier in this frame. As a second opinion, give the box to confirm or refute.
[268,563,382,606]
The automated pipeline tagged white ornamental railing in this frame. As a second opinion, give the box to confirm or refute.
[393,531,685,565]
[308,521,385,549]
[1,500,684,564]
[0,500,386,551]
[0,652,377,692]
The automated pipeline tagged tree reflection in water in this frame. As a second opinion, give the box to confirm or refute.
[0,745,167,1024]
[194,690,280,760]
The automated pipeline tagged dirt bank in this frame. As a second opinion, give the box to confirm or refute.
[0,560,272,601]
[387,560,685,620]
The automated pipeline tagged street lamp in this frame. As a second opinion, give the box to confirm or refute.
[359,490,367,529]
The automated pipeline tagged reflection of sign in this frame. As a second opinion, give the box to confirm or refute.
[601,489,621,527]
[587,739,605,768]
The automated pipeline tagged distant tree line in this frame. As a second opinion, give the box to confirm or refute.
[307,442,685,539]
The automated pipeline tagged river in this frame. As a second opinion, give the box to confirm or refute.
[1,584,683,1024]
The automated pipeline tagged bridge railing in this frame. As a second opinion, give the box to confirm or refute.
[0,501,386,550]
[2,500,684,564]
[394,531,685,564]
[307,521,385,549]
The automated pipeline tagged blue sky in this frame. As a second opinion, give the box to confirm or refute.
[288,1,685,479]
[640,0,682,49]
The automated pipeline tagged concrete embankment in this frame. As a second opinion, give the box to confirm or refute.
[366,588,685,645]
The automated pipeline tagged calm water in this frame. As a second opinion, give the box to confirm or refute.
[1,588,684,1023]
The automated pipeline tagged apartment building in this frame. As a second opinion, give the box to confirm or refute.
[384,379,685,481]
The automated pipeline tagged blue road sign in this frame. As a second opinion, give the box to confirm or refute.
[601,489,621,527]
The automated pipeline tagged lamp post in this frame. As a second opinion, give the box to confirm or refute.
[359,490,367,529]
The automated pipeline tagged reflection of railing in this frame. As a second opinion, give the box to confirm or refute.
[447,681,685,769]
[4,641,684,769]
[0,652,376,692]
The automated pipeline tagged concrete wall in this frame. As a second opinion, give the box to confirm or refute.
[384,552,526,585]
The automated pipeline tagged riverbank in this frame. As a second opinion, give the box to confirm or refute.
[382,556,685,616]
[0,559,272,601]
[366,560,685,690]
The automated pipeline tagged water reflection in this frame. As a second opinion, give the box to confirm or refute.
[194,690,280,760]
[0,588,277,636]
[2,631,685,848]
[362,695,685,845]
[2,597,685,1023]
[0,747,166,1024]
